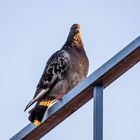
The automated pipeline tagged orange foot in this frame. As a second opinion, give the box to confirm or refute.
[57,94,65,101]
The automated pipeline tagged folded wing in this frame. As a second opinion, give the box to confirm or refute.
[24,50,70,111]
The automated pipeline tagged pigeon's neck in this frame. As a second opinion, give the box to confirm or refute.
[66,32,81,41]
[65,33,84,48]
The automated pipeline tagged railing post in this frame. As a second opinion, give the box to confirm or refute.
[93,84,103,140]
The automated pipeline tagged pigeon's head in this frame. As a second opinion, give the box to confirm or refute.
[70,24,80,33]
[66,24,83,46]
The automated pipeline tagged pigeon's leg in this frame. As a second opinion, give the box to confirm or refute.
[56,93,65,102]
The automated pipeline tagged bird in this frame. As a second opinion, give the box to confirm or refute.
[24,24,89,126]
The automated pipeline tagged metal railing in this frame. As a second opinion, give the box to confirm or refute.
[10,36,140,140]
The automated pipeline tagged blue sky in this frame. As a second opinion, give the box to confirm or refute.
[0,0,140,139]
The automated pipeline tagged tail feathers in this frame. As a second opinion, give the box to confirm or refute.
[28,106,48,126]
[28,98,57,126]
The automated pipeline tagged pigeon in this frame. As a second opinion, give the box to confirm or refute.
[24,24,89,126]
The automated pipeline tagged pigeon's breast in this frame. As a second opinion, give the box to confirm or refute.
[48,71,85,98]
[67,70,85,90]
[48,47,89,98]
[66,62,87,89]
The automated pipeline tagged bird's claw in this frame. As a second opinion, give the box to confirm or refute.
[57,94,64,102]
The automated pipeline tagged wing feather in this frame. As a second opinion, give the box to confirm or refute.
[24,50,70,111]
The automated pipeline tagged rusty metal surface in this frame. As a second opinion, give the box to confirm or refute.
[10,36,140,140]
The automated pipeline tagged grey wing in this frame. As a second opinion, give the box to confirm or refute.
[24,50,70,111]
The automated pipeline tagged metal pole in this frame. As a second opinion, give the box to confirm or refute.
[93,84,103,140]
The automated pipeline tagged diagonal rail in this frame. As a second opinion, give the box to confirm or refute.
[10,36,140,140]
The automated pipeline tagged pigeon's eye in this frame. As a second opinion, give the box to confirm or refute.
[76,29,80,33]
